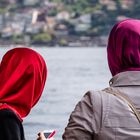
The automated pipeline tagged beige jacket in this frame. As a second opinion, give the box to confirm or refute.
[63,71,140,140]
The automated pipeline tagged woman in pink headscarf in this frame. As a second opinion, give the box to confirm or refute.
[62,19,140,140]
[0,47,54,140]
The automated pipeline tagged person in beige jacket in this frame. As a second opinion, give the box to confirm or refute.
[62,19,140,140]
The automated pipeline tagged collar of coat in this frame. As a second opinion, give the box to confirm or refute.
[109,71,140,87]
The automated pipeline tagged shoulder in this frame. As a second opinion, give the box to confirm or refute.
[74,90,105,113]
[81,90,110,117]
[82,90,106,105]
[0,109,22,125]
[0,109,25,140]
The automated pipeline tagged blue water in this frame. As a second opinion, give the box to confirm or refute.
[0,47,111,140]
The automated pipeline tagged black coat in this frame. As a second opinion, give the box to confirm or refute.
[0,109,25,140]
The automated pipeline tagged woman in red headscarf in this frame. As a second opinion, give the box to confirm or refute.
[62,19,140,140]
[0,47,50,140]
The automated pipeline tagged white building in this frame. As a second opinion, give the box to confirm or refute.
[56,11,71,21]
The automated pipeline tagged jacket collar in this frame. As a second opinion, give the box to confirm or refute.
[109,71,140,87]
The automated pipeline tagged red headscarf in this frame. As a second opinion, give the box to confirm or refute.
[0,48,47,120]
[107,19,140,76]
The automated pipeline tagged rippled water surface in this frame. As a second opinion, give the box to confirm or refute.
[0,47,111,140]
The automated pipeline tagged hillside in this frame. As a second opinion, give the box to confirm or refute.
[1,0,140,36]
[0,0,140,46]
[49,0,140,35]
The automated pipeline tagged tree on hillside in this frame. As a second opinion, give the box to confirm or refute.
[0,0,10,8]
[64,0,77,4]
[16,0,24,6]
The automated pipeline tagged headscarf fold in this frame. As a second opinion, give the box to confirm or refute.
[0,48,47,120]
[107,19,140,76]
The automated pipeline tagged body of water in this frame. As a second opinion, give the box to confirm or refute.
[0,47,111,140]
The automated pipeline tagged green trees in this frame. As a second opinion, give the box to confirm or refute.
[32,33,53,43]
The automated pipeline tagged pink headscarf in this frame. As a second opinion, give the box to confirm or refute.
[107,19,140,76]
[0,48,47,120]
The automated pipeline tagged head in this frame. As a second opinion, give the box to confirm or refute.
[0,48,47,119]
[107,19,140,76]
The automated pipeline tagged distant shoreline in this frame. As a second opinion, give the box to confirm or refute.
[0,36,108,47]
